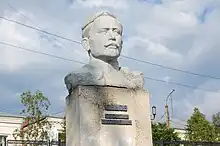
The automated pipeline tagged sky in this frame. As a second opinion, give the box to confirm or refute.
[0,0,220,129]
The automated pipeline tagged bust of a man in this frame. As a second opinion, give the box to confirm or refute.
[64,11,144,93]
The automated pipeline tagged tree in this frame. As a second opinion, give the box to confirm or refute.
[212,112,220,141]
[185,107,216,141]
[13,90,52,141]
[152,122,181,142]
[58,117,66,142]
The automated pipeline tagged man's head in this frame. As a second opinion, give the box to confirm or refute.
[82,11,123,61]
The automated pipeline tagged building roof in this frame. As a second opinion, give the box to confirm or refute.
[0,112,64,119]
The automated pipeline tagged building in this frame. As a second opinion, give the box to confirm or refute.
[0,113,64,146]
[174,128,187,140]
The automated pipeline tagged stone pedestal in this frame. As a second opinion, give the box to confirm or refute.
[65,85,153,146]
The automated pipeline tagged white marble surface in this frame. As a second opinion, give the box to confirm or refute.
[64,11,144,93]
[65,85,153,146]
[64,66,144,93]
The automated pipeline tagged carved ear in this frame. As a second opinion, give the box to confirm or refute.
[81,38,90,52]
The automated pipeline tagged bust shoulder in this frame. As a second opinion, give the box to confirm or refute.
[64,65,104,93]
[64,65,145,94]
[120,67,144,77]
[119,67,145,88]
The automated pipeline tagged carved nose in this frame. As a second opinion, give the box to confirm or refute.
[108,31,116,40]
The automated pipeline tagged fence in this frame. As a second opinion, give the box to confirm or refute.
[153,140,220,146]
[7,140,65,146]
[7,140,220,146]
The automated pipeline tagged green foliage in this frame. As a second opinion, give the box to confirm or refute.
[185,107,216,142]
[212,112,220,141]
[152,122,181,141]
[59,117,66,142]
[13,90,52,141]
[212,112,220,127]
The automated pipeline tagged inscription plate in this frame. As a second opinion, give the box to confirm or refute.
[104,105,127,112]
[105,114,129,119]
[101,119,132,125]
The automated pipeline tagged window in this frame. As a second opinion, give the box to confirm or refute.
[0,136,6,146]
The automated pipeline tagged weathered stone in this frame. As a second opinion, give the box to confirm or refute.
[65,85,153,146]
[64,11,144,93]
[64,11,153,146]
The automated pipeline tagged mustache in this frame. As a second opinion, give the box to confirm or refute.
[104,43,120,48]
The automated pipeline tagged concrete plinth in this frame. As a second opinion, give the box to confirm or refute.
[65,85,152,146]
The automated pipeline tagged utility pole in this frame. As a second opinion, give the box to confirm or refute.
[165,104,170,129]
[165,89,175,129]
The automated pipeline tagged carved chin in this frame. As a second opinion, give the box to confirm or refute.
[91,50,120,58]
[103,53,120,58]
[105,49,120,56]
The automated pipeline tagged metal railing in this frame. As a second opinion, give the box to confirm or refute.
[7,140,65,146]
[7,140,220,146]
[153,140,220,146]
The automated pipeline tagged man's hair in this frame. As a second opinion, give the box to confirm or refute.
[81,11,123,38]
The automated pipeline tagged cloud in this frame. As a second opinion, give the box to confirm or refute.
[0,0,220,127]
[183,80,220,120]
[139,0,162,4]
[198,92,220,118]
[70,0,129,9]
[0,14,43,71]
[124,36,182,60]
[163,76,171,83]
[0,7,87,72]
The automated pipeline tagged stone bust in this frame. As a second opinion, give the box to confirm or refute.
[64,11,144,93]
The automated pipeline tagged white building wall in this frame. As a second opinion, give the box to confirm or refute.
[174,128,186,140]
[0,115,23,140]
[0,114,64,142]
[47,117,64,141]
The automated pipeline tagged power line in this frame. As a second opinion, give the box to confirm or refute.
[121,55,220,80]
[0,41,85,65]
[1,16,220,81]
[0,16,81,44]
[144,76,220,93]
[50,110,64,116]
[157,112,166,122]
[8,4,40,28]
[1,41,220,93]
[170,120,187,127]
[7,4,83,58]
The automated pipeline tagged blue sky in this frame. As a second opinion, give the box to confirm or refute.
[0,0,220,128]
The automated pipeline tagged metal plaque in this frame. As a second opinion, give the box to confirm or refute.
[105,114,129,119]
[104,105,127,112]
[101,119,132,125]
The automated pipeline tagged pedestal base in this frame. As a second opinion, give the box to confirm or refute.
[65,85,152,146]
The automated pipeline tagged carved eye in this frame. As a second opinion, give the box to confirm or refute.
[113,29,121,35]
[99,29,108,34]
[100,30,107,33]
